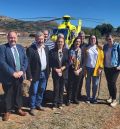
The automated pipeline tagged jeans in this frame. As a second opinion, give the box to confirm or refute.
[30,72,47,109]
[86,67,99,99]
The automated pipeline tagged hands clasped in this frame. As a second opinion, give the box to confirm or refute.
[13,71,23,78]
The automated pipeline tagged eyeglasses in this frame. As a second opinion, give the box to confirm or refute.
[107,38,112,41]
[58,41,64,43]
[76,40,81,42]
[91,37,96,39]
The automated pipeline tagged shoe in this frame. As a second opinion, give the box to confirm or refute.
[91,98,98,104]
[66,100,71,106]
[17,109,27,116]
[86,98,91,104]
[52,107,57,110]
[58,103,63,109]
[73,99,79,104]
[78,93,82,99]
[110,100,118,107]
[52,104,58,110]
[59,106,63,109]
[2,112,10,121]
[36,106,45,111]
[107,97,112,104]
[29,109,36,116]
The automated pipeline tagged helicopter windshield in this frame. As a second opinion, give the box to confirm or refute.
[52,28,69,40]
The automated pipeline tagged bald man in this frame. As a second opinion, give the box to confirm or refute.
[42,30,55,50]
[0,31,28,121]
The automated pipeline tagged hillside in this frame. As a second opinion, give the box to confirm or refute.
[0,16,58,32]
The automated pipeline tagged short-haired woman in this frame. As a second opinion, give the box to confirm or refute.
[103,34,120,107]
[50,36,69,109]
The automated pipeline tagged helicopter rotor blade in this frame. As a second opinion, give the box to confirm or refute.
[16,16,105,24]
[71,17,104,22]
[39,18,62,24]
[17,17,58,20]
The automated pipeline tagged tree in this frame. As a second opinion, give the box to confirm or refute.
[95,23,114,35]
[116,26,120,33]
[91,29,101,38]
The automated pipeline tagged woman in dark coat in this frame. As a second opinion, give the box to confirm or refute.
[50,35,69,109]
[67,37,84,105]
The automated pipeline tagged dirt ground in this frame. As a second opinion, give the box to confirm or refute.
[0,73,120,129]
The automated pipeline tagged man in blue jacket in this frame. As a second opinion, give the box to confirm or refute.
[0,31,28,121]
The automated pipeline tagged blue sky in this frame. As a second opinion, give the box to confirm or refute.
[0,0,119,28]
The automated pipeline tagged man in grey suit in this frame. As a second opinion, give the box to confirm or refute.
[0,31,28,121]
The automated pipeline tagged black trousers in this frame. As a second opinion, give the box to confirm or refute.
[78,74,84,97]
[104,67,119,100]
[53,77,65,106]
[2,78,23,112]
[67,70,82,101]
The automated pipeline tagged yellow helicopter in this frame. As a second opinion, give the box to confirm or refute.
[19,15,103,48]
[50,15,82,48]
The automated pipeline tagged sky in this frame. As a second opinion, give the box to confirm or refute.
[0,0,119,28]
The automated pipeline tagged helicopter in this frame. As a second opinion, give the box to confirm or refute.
[50,15,82,48]
[18,15,104,48]
[38,15,103,48]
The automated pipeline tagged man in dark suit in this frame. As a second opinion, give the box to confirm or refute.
[0,31,28,121]
[26,32,49,116]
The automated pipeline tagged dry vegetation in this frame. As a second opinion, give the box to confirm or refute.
[0,36,35,47]
[0,36,120,129]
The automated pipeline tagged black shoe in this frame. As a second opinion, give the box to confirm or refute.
[90,98,98,104]
[66,100,71,106]
[36,106,45,111]
[73,99,79,104]
[58,104,63,109]
[52,103,58,110]
[2,112,10,121]
[29,109,36,116]
[86,97,91,104]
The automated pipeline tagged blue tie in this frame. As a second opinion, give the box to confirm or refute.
[13,47,20,71]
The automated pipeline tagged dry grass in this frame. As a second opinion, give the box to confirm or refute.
[0,73,120,129]
[0,36,34,47]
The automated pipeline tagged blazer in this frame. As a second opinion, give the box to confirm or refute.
[50,47,69,79]
[0,43,28,84]
[26,44,49,81]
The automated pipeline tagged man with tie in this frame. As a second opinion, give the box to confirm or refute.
[0,31,28,121]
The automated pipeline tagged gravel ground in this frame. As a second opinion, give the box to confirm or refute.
[0,73,120,129]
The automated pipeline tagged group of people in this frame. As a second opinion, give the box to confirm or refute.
[0,30,119,121]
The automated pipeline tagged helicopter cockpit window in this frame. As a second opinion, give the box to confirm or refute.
[53,29,69,40]
[68,29,77,40]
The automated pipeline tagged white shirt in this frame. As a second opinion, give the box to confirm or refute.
[10,45,20,65]
[105,47,112,68]
[58,49,63,67]
[37,45,47,71]
[86,45,98,68]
